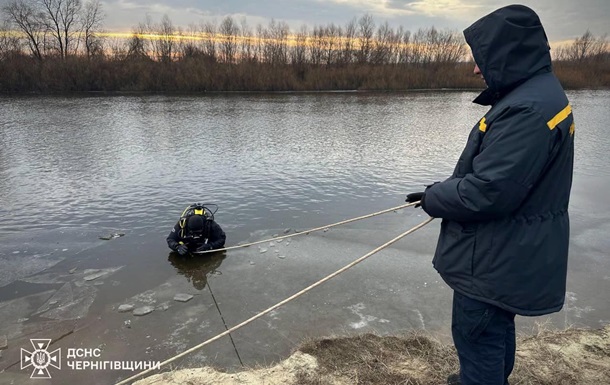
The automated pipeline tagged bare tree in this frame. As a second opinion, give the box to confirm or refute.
[178,23,202,58]
[558,30,609,62]
[0,21,8,58]
[81,0,103,58]
[40,0,82,58]
[0,20,22,59]
[290,24,308,66]
[106,36,127,59]
[440,30,466,63]
[173,25,187,59]
[371,21,393,65]
[254,23,265,62]
[240,17,254,63]
[126,18,151,59]
[201,20,217,62]
[219,16,238,63]
[594,34,610,61]
[340,18,357,65]
[324,23,341,66]
[397,27,411,64]
[309,25,324,66]
[357,14,374,64]
[153,14,175,62]
[2,0,46,60]
[411,28,430,65]
[407,27,466,66]
[388,26,404,65]
[263,19,288,65]
[571,30,595,62]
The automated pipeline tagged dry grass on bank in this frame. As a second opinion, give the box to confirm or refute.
[296,333,458,385]
[134,325,610,385]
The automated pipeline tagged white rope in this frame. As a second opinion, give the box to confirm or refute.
[194,201,420,254]
[115,214,434,385]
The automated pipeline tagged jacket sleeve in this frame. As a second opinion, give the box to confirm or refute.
[422,106,551,222]
[166,222,182,251]
[207,221,226,250]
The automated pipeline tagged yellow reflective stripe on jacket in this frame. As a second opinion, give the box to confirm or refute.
[569,122,575,136]
[547,104,572,130]
[479,117,487,132]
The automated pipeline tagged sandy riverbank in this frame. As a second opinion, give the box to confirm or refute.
[134,325,610,385]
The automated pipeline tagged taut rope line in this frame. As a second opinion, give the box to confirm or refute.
[195,201,420,254]
[207,280,244,366]
[115,214,434,385]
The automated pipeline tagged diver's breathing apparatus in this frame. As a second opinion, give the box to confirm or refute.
[179,203,218,239]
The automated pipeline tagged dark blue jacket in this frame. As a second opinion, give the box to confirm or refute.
[421,5,575,316]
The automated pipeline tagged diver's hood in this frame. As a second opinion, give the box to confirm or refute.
[187,215,205,234]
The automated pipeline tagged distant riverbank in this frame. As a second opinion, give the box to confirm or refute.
[0,57,608,93]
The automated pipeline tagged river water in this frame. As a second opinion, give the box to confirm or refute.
[1,91,609,384]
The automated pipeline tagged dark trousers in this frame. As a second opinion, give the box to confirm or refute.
[452,291,516,385]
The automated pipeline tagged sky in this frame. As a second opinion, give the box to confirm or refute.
[1,0,609,43]
[93,0,610,43]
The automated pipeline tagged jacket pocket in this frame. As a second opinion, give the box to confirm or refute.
[455,293,496,343]
[433,220,476,284]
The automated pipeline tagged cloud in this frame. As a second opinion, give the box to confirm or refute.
[315,0,416,16]
[398,0,610,39]
[317,0,610,39]
[403,0,482,19]
[56,0,610,41]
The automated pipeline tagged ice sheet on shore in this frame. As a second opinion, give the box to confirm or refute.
[0,290,55,339]
[0,253,65,288]
[0,227,111,288]
[33,282,98,320]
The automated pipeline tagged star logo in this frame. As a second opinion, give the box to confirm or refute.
[20,339,61,379]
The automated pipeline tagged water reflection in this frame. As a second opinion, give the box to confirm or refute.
[167,251,226,290]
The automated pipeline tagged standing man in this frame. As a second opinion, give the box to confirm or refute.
[406,5,574,385]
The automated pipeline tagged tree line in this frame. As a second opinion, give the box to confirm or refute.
[0,1,608,92]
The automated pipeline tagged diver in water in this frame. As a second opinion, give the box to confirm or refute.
[166,203,226,256]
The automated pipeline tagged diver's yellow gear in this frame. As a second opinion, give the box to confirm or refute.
[179,203,214,238]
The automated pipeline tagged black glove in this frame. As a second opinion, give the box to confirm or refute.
[405,192,425,208]
[177,244,189,256]
[196,244,212,252]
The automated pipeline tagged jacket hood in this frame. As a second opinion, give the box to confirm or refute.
[464,4,552,105]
